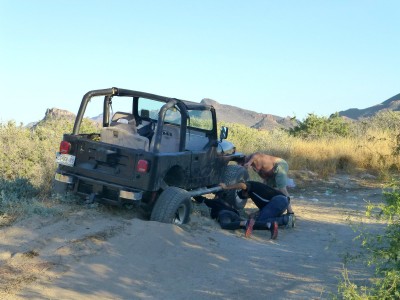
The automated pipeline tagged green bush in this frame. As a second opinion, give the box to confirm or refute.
[336,181,400,299]
[0,117,99,192]
[219,122,294,158]
[0,117,100,219]
[0,177,78,218]
[365,111,400,132]
[289,112,351,139]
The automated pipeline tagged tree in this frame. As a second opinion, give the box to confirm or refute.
[289,112,350,139]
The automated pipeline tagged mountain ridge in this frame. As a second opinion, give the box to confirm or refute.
[200,98,297,130]
[339,93,400,119]
[37,92,400,129]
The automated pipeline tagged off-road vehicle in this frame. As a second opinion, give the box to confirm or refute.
[54,87,248,224]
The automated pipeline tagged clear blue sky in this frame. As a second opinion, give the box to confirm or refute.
[1,0,399,125]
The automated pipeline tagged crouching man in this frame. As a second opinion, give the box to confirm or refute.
[216,180,294,239]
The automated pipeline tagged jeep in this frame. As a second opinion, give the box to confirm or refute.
[53,87,248,224]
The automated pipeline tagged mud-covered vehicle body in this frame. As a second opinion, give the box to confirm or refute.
[54,87,248,224]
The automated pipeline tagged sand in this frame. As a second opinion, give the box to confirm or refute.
[0,172,383,299]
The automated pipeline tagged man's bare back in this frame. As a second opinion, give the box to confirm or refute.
[244,153,282,178]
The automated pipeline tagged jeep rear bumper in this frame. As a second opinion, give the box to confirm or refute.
[54,171,143,204]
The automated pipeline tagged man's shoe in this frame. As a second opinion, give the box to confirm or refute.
[270,221,278,239]
[245,218,255,237]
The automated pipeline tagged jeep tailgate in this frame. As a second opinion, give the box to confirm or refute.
[57,135,155,190]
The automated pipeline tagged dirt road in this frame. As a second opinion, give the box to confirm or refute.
[0,172,383,299]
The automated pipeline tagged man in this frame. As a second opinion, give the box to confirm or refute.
[215,180,293,239]
[243,152,295,214]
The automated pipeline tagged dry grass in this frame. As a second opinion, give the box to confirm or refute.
[228,126,400,178]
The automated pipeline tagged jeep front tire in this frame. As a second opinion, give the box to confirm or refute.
[220,165,249,210]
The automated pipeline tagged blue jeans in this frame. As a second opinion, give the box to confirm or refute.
[217,199,290,231]
[256,195,288,222]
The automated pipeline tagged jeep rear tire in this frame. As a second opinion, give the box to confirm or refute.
[220,165,249,210]
[150,187,192,225]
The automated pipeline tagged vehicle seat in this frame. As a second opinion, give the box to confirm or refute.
[111,118,137,134]
[101,118,149,151]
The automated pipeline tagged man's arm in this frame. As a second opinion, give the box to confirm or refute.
[277,186,289,196]
[243,154,255,168]
[219,182,247,190]
[276,186,294,213]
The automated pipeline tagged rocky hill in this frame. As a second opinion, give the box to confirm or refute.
[339,93,400,120]
[27,108,76,128]
[43,108,76,120]
[201,98,297,130]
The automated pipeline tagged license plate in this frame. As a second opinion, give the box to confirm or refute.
[56,153,76,167]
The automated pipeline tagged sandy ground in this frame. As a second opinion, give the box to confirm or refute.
[0,171,385,300]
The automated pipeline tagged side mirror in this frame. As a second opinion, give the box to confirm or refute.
[220,126,229,141]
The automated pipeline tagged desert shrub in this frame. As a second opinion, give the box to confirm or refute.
[336,182,400,299]
[222,111,400,178]
[361,111,400,133]
[354,129,400,178]
[219,122,264,153]
[0,117,98,196]
[351,112,400,154]
[0,117,99,219]
[220,122,294,158]
[361,111,400,158]
[287,138,357,177]
[0,121,47,187]
[0,177,79,218]
[0,178,39,200]
[289,112,351,139]
[222,119,400,177]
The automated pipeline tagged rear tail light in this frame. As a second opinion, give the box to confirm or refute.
[136,159,149,173]
[60,141,71,154]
